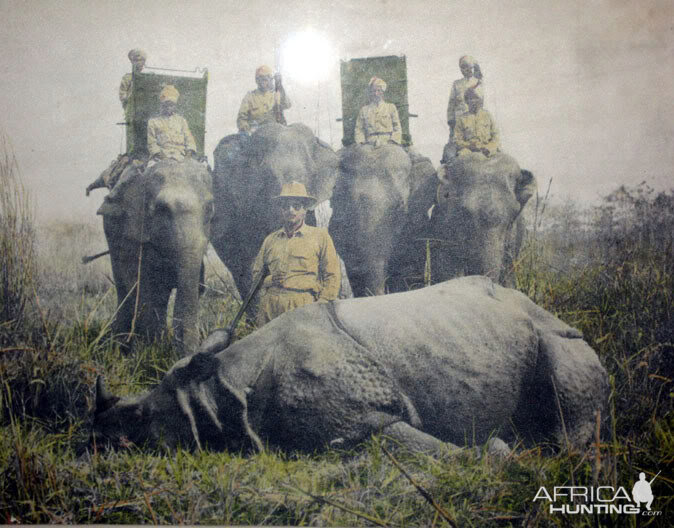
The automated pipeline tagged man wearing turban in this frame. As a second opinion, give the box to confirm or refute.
[453,86,500,158]
[119,49,147,152]
[354,77,402,147]
[147,85,197,162]
[119,49,147,111]
[237,65,291,133]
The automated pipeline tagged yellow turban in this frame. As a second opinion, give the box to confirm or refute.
[368,76,387,91]
[128,48,147,61]
[159,85,180,103]
[255,65,273,78]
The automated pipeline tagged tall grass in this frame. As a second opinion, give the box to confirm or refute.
[0,134,36,337]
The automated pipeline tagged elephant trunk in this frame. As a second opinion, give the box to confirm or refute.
[466,228,509,281]
[173,253,203,356]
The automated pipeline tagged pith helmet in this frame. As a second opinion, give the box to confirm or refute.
[159,85,180,103]
[273,181,317,207]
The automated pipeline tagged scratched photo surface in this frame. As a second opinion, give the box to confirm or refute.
[1,0,672,525]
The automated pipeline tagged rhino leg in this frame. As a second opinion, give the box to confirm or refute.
[512,327,608,447]
[381,421,460,453]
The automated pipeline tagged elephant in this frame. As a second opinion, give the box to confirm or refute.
[329,144,437,296]
[92,276,608,454]
[211,123,339,299]
[98,159,214,355]
[428,151,536,285]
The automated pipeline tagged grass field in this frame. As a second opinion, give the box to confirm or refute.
[1,140,672,526]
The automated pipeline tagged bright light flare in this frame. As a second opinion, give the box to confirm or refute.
[279,29,335,84]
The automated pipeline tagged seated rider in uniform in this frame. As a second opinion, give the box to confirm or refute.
[453,86,500,158]
[252,182,340,328]
[446,55,482,140]
[147,84,197,162]
[94,85,198,206]
[354,77,402,147]
[237,65,291,134]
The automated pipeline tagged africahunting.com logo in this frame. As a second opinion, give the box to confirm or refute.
[533,471,662,516]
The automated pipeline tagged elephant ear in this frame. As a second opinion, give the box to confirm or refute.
[97,168,152,243]
[514,169,536,211]
[95,376,120,415]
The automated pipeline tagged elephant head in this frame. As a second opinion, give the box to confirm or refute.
[99,159,214,354]
[211,123,339,298]
[432,152,536,284]
[330,144,412,296]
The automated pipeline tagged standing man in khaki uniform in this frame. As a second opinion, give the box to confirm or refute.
[237,65,291,133]
[119,49,146,112]
[119,49,147,153]
[453,86,500,158]
[147,85,198,162]
[446,55,482,138]
[354,77,402,147]
[252,182,340,327]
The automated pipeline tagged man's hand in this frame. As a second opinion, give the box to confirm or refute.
[274,72,283,88]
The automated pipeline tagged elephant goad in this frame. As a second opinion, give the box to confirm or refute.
[93,276,608,453]
[329,143,437,296]
[211,123,339,298]
[98,159,214,355]
[430,151,536,285]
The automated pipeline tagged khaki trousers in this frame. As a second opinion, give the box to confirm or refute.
[256,288,315,327]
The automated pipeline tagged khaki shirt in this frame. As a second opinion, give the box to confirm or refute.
[147,114,197,161]
[119,73,133,109]
[446,77,480,125]
[237,89,291,133]
[454,109,500,157]
[252,223,340,302]
[354,101,402,147]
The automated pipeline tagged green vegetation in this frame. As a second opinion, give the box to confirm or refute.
[1,143,672,526]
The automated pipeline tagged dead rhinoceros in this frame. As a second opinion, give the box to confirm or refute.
[93,276,608,453]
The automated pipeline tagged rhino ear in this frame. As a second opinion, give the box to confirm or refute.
[95,376,120,415]
[515,169,536,209]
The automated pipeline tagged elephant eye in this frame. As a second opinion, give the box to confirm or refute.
[204,201,215,222]
[154,202,171,217]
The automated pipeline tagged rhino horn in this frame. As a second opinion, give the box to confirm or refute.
[95,376,120,414]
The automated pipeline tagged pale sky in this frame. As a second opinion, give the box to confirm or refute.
[1,0,672,222]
